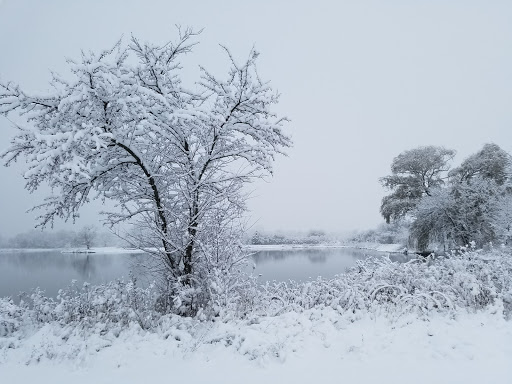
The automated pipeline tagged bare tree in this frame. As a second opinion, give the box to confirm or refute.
[0,29,291,314]
[77,226,97,250]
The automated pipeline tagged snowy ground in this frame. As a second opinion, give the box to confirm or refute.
[1,308,511,384]
[2,247,511,383]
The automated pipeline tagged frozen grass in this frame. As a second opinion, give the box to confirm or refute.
[258,247,512,319]
[2,247,511,335]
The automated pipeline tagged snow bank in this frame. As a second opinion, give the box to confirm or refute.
[1,308,511,383]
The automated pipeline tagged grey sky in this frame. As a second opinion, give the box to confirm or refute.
[0,0,511,237]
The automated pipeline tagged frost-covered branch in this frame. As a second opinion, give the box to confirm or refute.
[1,30,291,316]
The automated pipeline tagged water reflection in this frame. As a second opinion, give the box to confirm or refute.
[0,248,412,299]
[250,248,391,282]
[0,250,147,300]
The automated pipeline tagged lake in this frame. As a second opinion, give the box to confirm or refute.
[0,247,405,299]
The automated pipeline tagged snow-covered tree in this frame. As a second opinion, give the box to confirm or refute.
[494,194,512,245]
[410,144,512,250]
[380,146,455,223]
[449,143,511,185]
[0,29,291,314]
[411,179,501,250]
[77,225,96,250]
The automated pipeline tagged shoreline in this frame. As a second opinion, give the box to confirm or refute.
[0,243,407,255]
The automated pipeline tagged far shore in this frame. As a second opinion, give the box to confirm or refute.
[0,243,406,254]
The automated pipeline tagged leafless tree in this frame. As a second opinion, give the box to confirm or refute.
[77,226,96,250]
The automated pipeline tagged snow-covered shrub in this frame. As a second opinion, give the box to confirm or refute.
[255,247,512,319]
[171,242,259,319]
[1,247,510,348]
[7,277,164,333]
[0,298,26,337]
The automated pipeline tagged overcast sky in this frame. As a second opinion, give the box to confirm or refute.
[0,0,511,237]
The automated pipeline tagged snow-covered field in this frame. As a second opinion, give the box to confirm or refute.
[1,308,511,384]
[2,247,512,383]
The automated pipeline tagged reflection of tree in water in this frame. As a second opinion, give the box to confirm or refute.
[252,249,347,265]
[0,249,416,298]
[127,253,166,289]
[251,249,331,265]
[0,250,155,299]
[3,251,62,269]
[2,251,112,274]
[307,251,327,263]
[1,251,141,282]
[250,248,408,267]
[70,254,96,279]
[251,250,294,265]
[66,253,150,286]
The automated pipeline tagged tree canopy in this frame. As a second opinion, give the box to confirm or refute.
[449,143,511,185]
[380,146,455,223]
[381,143,512,250]
[0,29,292,315]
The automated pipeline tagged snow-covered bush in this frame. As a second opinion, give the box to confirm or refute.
[1,248,511,345]
[256,247,512,318]
[0,269,259,338]
[0,278,163,337]
[0,298,24,337]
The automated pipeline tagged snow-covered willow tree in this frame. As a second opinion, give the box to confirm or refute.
[407,144,512,250]
[379,146,455,223]
[0,29,291,314]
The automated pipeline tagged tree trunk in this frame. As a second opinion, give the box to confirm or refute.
[183,198,199,285]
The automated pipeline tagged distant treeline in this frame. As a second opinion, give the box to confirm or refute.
[249,230,332,245]
[0,228,126,249]
[349,221,409,246]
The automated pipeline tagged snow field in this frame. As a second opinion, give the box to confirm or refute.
[2,247,512,383]
[1,308,511,384]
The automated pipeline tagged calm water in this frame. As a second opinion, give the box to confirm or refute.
[0,250,146,300]
[250,248,408,282]
[0,248,406,299]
